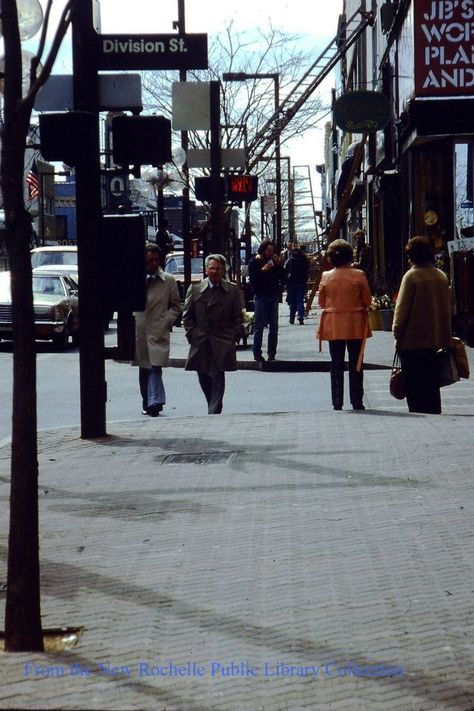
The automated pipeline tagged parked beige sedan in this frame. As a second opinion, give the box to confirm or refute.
[0,269,79,348]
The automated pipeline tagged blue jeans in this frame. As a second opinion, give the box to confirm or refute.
[139,366,166,409]
[287,284,306,321]
[253,293,279,358]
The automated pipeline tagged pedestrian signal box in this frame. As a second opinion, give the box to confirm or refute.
[195,176,225,202]
[112,115,172,168]
[227,174,258,202]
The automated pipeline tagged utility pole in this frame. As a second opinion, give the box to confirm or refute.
[71,1,107,438]
[210,81,222,255]
[222,73,281,250]
[274,76,282,251]
[176,0,192,292]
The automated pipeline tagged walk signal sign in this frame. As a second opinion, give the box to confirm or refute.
[226,174,258,202]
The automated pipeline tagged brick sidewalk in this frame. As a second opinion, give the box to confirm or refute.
[1,406,474,710]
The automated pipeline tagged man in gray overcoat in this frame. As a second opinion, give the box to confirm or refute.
[183,254,243,414]
[133,243,181,416]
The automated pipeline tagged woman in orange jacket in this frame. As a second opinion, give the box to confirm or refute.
[317,239,372,410]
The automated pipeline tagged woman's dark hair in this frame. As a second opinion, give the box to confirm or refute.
[405,236,434,265]
[327,239,353,267]
[257,239,275,255]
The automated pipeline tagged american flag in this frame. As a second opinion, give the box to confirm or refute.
[26,159,40,200]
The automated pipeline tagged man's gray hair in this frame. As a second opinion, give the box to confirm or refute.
[205,253,227,269]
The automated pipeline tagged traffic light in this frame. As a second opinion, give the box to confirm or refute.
[112,115,172,167]
[226,174,258,202]
[195,176,225,202]
[39,112,96,166]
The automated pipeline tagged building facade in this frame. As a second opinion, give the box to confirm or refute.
[328,0,474,327]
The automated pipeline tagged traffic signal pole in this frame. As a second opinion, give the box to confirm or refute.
[71,1,107,438]
[210,81,222,255]
[176,0,192,293]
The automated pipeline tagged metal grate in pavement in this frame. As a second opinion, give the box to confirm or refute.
[161,451,240,465]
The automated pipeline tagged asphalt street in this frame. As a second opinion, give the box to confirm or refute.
[2,308,474,444]
[0,328,334,443]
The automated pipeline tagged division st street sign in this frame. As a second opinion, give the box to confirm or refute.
[96,33,208,71]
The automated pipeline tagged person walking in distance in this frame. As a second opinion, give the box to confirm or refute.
[155,218,174,257]
[183,254,243,414]
[133,243,181,417]
[285,245,310,325]
[248,239,286,362]
[353,229,374,291]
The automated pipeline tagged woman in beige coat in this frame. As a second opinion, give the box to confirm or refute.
[133,244,182,416]
[393,236,452,414]
[318,239,372,410]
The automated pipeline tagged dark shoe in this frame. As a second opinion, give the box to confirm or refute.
[333,405,343,411]
[298,319,304,325]
[254,354,265,363]
[267,355,276,361]
[147,404,163,417]
[141,409,148,416]
[352,404,365,411]
[289,318,295,324]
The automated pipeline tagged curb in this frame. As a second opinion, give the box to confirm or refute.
[169,358,391,372]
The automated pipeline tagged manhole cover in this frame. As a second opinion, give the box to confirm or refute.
[161,452,239,465]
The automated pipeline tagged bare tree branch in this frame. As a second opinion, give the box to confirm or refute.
[24,0,79,108]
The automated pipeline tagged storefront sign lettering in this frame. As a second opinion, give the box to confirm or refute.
[416,0,474,94]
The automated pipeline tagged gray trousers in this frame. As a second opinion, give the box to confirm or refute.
[328,339,364,409]
[197,360,226,414]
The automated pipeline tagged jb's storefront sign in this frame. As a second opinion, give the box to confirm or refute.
[415,0,474,95]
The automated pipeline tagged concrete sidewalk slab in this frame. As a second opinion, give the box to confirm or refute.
[167,305,397,370]
[1,408,474,710]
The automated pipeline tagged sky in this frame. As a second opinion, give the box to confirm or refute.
[22,0,344,166]
[47,0,343,38]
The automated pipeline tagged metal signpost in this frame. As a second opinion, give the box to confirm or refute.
[70,0,207,438]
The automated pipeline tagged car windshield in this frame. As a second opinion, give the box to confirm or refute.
[31,251,78,267]
[165,256,203,275]
[32,276,66,296]
[0,273,11,300]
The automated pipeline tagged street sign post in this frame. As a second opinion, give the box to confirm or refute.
[96,34,207,71]
[69,0,208,438]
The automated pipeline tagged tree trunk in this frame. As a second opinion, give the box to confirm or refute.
[2,0,43,652]
[3,209,44,652]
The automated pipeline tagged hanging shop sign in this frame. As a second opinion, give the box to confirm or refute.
[334,91,391,133]
[415,0,474,96]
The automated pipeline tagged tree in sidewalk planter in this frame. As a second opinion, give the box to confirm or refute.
[1,0,80,653]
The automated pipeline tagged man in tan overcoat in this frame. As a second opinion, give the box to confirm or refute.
[133,243,181,416]
[183,254,243,414]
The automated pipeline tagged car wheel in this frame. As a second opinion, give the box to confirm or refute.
[52,321,71,350]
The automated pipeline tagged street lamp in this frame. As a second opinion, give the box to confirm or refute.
[222,72,282,251]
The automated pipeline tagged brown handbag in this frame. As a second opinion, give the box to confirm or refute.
[389,351,406,400]
[451,337,470,379]
[437,347,460,387]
